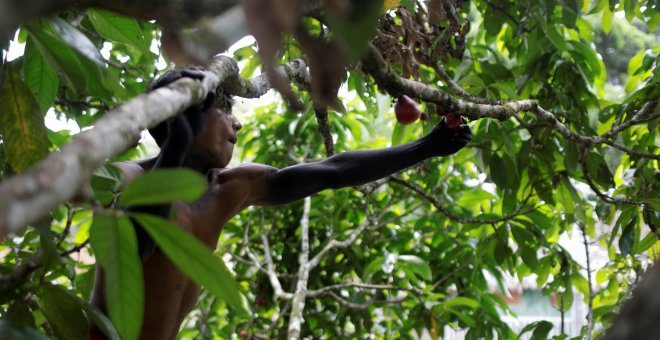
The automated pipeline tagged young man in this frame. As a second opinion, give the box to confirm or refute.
[90,68,472,339]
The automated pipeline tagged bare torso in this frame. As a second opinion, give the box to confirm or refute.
[91,161,274,340]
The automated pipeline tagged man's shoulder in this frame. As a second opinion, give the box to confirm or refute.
[210,163,278,182]
[111,160,148,185]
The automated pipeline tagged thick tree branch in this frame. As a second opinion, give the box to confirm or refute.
[0,251,42,293]
[0,57,309,239]
[0,0,240,45]
[361,43,659,160]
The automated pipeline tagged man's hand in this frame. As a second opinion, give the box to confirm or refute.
[146,67,216,147]
[425,117,472,157]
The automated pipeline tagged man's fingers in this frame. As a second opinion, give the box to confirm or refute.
[178,69,206,80]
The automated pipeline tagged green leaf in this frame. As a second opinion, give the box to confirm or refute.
[562,0,579,27]
[4,300,35,327]
[609,206,637,247]
[118,168,207,206]
[50,18,105,65]
[618,215,637,256]
[39,284,89,340]
[444,296,480,309]
[0,64,50,172]
[633,233,658,255]
[87,9,149,53]
[23,37,58,113]
[131,213,246,313]
[0,320,49,340]
[520,320,553,340]
[398,255,432,281]
[558,288,574,312]
[391,122,412,146]
[545,25,567,51]
[490,154,508,189]
[26,22,87,95]
[519,245,538,269]
[602,6,614,33]
[92,164,124,192]
[326,0,382,60]
[563,142,579,174]
[90,214,143,340]
[586,152,614,189]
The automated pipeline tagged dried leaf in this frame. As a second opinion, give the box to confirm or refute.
[295,29,345,110]
[427,0,447,25]
[243,0,302,109]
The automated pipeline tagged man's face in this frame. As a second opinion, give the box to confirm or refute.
[191,106,242,168]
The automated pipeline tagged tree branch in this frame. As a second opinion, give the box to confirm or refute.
[361,43,659,160]
[287,196,311,340]
[0,57,309,239]
[581,226,594,339]
[313,105,335,157]
[389,176,535,224]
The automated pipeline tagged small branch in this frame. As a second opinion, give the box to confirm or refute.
[254,231,292,301]
[577,146,644,206]
[56,205,75,247]
[313,105,335,157]
[600,102,657,140]
[389,176,535,224]
[59,238,89,257]
[308,217,369,269]
[324,289,408,310]
[307,282,421,298]
[287,196,312,340]
[434,62,504,105]
[603,140,660,161]
[581,226,594,339]
[0,251,42,294]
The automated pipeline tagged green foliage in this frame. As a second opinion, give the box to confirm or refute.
[118,168,207,206]
[131,213,245,313]
[89,214,143,340]
[0,64,50,172]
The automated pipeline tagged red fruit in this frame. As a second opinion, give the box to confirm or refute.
[444,112,462,129]
[394,95,421,125]
[240,330,248,338]
[420,112,430,121]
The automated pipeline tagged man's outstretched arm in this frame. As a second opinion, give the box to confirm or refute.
[253,119,471,206]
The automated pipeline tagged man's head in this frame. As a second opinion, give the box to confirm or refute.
[190,90,242,168]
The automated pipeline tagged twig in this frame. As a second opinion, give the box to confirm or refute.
[287,196,312,340]
[581,226,594,339]
[0,251,42,294]
[434,62,504,105]
[389,176,535,224]
[252,228,292,300]
[577,146,644,206]
[307,282,422,299]
[59,238,90,257]
[313,105,335,157]
[56,205,74,247]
